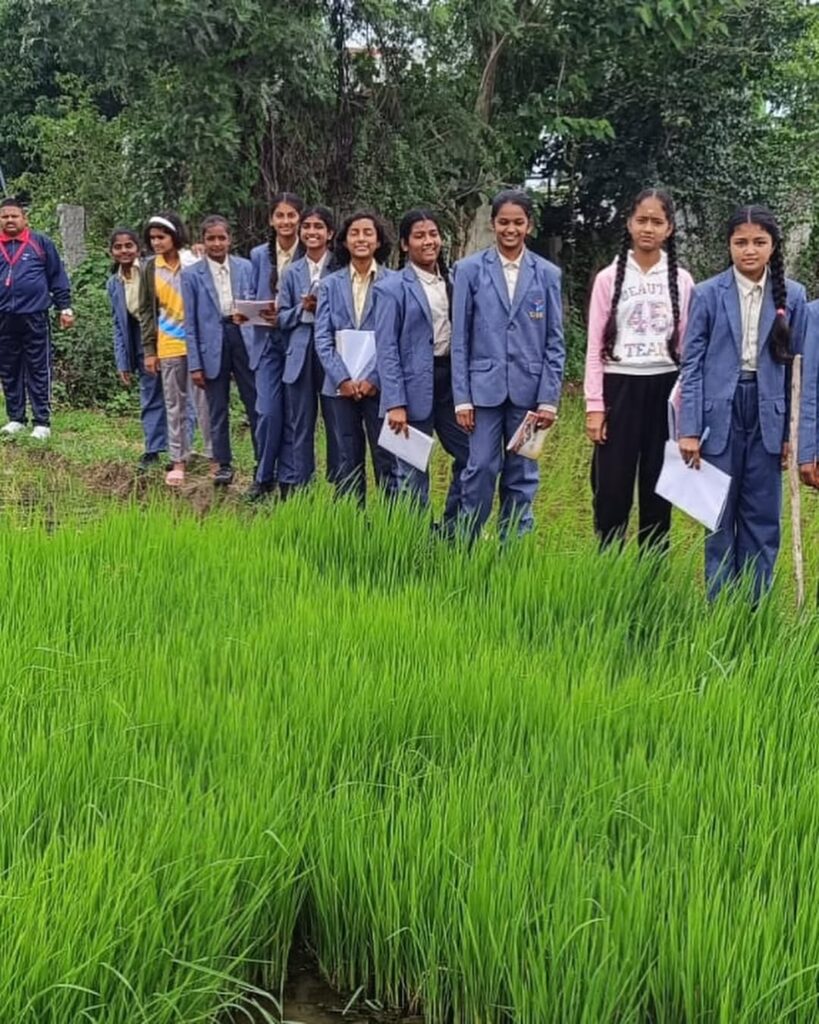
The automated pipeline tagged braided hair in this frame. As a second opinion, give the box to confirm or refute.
[267,192,304,294]
[727,205,792,365]
[601,188,681,365]
[397,208,452,311]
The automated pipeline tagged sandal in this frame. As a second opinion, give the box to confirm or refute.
[165,468,185,487]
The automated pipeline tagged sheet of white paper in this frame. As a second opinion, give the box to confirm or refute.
[667,380,682,436]
[234,299,274,327]
[655,440,731,532]
[377,416,435,472]
[336,330,376,381]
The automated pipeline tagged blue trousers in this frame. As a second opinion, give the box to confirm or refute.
[392,359,469,525]
[135,364,167,455]
[323,393,394,506]
[279,347,323,487]
[206,322,258,468]
[124,312,167,455]
[705,375,782,602]
[253,337,285,485]
[0,311,51,426]
[458,401,539,540]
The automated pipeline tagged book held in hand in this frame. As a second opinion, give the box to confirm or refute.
[506,411,554,460]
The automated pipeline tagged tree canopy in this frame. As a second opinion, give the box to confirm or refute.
[2,0,818,292]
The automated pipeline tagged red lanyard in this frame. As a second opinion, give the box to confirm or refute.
[0,233,31,288]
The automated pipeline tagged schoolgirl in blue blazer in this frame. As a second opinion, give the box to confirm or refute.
[679,205,807,601]
[799,301,819,492]
[313,209,395,507]
[451,190,565,540]
[106,227,167,470]
[375,208,469,529]
[246,192,305,501]
[181,216,257,487]
[276,206,336,494]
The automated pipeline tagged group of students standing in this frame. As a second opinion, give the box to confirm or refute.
[585,190,817,602]
[0,188,817,602]
[107,190,565,543]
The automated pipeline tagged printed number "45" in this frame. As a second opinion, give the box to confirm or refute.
[626,301,669,335]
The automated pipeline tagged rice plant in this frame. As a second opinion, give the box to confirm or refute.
[0,406,818,1022]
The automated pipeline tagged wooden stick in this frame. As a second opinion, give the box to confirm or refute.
[789,353,805,610]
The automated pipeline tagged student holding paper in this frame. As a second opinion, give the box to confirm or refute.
[375,209,469,528]
[679,205,807,601]
[181,216,258,487]
[585,189,695,551]
[276,206,335,494]
[314,209,395,506]
[798,301,819,491]
[246,192,304,501]
[451,190,565,540]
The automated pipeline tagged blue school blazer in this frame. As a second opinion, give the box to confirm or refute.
[798,299,819,466]
[106,273,142,373]
[181,256,254,379]
[679,268,807,457]
[314,264,393,398]
[450,247,565,409]
[247,243,284,372]
[277,256,333,385]
[374,266,441,422]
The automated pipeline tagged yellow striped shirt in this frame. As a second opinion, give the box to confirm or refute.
[155,254,187,359]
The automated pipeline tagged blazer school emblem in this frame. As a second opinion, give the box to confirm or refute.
[528,296,545,320]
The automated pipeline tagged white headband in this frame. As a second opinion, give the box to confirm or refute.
[148,216,177,233]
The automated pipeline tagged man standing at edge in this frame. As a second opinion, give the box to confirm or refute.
[0,196,74,440]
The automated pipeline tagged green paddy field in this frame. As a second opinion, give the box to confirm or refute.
[1,400,818,1023]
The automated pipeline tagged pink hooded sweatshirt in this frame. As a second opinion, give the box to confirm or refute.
[584,252,695,413]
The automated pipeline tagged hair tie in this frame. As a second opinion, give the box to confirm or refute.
[776,307,786,317]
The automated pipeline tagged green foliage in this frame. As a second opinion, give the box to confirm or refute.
[51,254,127,411]
[14,78,130,243]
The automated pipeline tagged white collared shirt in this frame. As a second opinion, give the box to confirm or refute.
[277,241,297,279]
[734,266,767,372]
[412,263,451,357]
[499,250,523,302]
[207,256,233,317]
[350,260,377,326]
[118,259,141,318]
[307,252,328,287]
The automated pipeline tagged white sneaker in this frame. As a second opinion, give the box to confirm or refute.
[30,425,51,441]
[1,420,25,435]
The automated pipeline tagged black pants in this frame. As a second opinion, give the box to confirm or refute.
[205,322,259,468]
[591,372,677,550]
[0,311,51,426]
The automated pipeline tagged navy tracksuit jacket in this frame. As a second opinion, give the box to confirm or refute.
[0,229,71,426]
